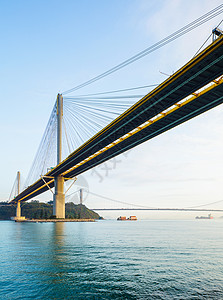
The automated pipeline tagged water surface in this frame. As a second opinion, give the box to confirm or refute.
[1,220,223,299]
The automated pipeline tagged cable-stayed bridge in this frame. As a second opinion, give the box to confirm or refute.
[8,27,223,219]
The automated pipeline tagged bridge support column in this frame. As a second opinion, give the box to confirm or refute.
[16,201,21,218]
[80,188,83,205]
[53,176,65,218]
[53,93,65,219]
[12,200,25,221]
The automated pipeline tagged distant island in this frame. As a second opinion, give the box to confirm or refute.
[0,201,100,220]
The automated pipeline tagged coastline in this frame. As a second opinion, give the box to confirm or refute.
[13,218,96,223]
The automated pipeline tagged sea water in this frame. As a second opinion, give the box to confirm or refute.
[0,219,223,299]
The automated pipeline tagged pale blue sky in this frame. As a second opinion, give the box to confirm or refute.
[1,0,223,218]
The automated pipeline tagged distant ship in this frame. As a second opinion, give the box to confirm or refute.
[128,216,137,220]
[195,214,213,219]
[117,216,137,221]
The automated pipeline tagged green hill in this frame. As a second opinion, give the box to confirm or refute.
[0,201,100,220]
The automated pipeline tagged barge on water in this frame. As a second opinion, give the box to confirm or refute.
[117,216,137,221]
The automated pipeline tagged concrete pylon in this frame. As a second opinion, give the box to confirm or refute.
[80,188,83,205]
[53,176,65,218]
[53,94,65,218]
[13,172,25,221]
[16,201,21,218]
[16,172,21,218]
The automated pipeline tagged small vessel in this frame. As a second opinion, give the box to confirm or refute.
[117,216,127,221]
[117,216,137,221]
[127,216,137,221]
[195,214,213,219]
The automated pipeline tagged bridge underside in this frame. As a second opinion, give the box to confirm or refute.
[9,35,223,205]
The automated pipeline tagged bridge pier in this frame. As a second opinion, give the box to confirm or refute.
[80,188,83,205]
[11,172,26,221]
[12,200,25,221]
[16,201,21,218]
[53,176,65,218]
[16,201,21,219]
[53,94,65,218]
